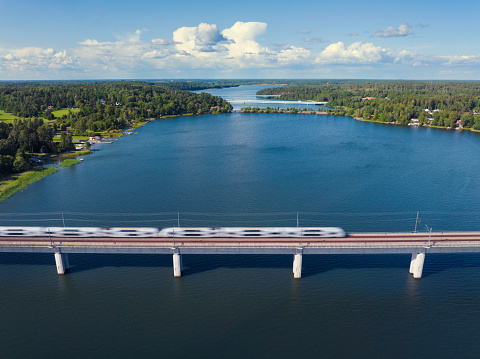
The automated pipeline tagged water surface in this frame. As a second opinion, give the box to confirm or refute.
[1,86,480,358]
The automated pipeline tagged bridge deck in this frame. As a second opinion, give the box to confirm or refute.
[1,232,480,254]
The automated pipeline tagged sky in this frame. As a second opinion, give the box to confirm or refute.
[0,0,479,80]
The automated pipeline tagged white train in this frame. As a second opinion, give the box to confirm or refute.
[0,226,346,238]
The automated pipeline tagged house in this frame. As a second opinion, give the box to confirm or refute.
[408,118,420,126]
[361,97,376,101]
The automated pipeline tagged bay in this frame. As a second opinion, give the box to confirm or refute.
[1,85,480,358]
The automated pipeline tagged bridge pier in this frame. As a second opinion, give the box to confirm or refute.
[293,249,303,279]
[54,252,69,275]
[173,249,183,277]
[410,250,426,279]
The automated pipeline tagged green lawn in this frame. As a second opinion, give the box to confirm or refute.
[0,110,20,123]
[52,108,80,118]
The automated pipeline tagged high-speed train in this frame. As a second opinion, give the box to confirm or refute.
[0,227,346,238]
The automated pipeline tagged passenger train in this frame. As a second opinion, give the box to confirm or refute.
[0,226,346,238]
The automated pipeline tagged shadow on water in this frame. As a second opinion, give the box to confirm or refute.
[1,252,479,278]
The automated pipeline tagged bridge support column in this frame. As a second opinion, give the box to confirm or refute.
[409,253,417,274]
[410,250,426,279]
[54,252,69,275]
[293,249,303,279]
[173,249,182,277]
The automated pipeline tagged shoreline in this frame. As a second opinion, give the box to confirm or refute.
[0,167,59,203]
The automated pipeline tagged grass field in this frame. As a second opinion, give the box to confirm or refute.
[0,110,20,123]
[52,108,80,118]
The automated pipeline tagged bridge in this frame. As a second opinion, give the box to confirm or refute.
[2,232,480,279]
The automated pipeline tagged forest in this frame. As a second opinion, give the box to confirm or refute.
[0,81,232,176]
[257,81,480,129]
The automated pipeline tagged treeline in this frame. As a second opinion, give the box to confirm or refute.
[0,81,232,134]
[257,81,480,128]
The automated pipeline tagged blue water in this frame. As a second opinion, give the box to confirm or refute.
[196,85,325,111]
[1,86,480,358]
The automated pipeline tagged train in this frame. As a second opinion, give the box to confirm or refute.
[0,226,346,238]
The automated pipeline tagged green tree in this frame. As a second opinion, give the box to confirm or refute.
[58,133,75,152]
[13,150,30,172]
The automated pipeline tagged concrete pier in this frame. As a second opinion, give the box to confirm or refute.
[173,250,182,277]
[411,250,426,279]
[409,253,416,274]
[54,252,69,275]
[293,249,303,279]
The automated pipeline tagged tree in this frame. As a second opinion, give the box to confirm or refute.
[58,133,75,152]
[13,149,30,173]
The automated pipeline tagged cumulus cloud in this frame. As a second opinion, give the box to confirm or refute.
[173,23,227,53]
[375,24,413,37]
[277,46,311,65]
[297,29,310,34]
[220,22,268,63]
[2,21,480,79]
[316,42,386,64]
[416,22,429,28]
[348,32,359,36]
[444,55,480,66]
[0,47,75,73]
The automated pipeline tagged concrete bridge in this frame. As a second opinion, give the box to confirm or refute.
[2,232,480,279]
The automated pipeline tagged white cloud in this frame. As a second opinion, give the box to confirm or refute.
[444,55,480,66]
[151,38,173,46]
[0,47,75,73]
[277,46,311,65]
[316,42,386,64]
[1,21,480,79]
[376,24,413,37]
[173,23,227,53]
[393,50,417,64]
[222,21,266,44]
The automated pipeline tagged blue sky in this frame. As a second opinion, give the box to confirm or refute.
[0,0,479,80]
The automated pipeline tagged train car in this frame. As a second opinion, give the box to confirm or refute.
[0,226,48,237]
[158,227,346,238]
[101,227,159,237]
[0,226,346,238]
[158,227,221,237]
[47,227,102,237]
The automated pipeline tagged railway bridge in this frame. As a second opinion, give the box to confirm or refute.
[2,232,480,279]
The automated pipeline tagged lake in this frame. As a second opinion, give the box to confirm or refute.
[1,85,480,358]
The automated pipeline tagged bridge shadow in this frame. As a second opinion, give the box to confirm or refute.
[0,252,479,278]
